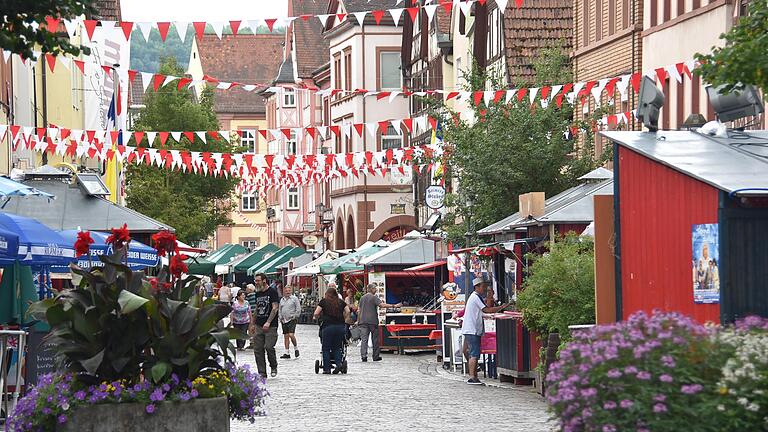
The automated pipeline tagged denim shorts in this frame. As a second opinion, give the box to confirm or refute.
[465,334,482,359]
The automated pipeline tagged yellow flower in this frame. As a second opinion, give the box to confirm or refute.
[719,386,729,395]
[208,385,214,389]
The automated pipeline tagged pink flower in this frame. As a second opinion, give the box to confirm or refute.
[659,374,673,383]
[653,403,667,413]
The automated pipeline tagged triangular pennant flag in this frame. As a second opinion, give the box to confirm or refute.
[176,77,192,90]
[159,132,169,146]
[528,87,539,106]
[146,131,157,146]
[171,131,182,143]
[141,72,153,92]
[152,74,166,91]
[666,64,682,83]
[372,10,386,25]
[317,14,332,27]
[133,131,145,145]
[44,54,56,73]
[193,22,207,40]
[353,11,368,26]
[117,21,133,41]
[406,7,419,23]
[184,131,195,143]
[459,1,473,19]
[336,13,347,22]
[219,130,231,143]
[137,22,153,42]
[156,22,171,41]
[353,123,365,137]
[497,0,509,12]
[390,8,404,26]
[195,131,207,144]
[175,22,189,42]
[229,20,241,34]
[424,4,439,22]
[73,59,85,74]
[83,20,98,40]
[365,123,378,138]
[211,21,225,39]
[246,20,262,33]
[264,19,278,32]
[63,19,79,38]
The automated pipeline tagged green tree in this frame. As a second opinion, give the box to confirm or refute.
[429,46,604,246]
[516,234,595,338]
[125,57,238,244]
[695,0,768,94]
[1,0,94,59]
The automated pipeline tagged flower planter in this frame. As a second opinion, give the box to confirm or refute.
[56,397,229,432]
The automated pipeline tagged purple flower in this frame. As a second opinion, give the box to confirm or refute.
[624,366,638,375]
[653,403,668,413]
[603,401,617,410]
[603,425,617,432]
[659,374,673,383]
[580,388,598,398]
[654,394,667,402]
[149,388,165,402]
[661,355,676,368]
[57,414,67,424]
[190,389,199,398]
[146,404,156,414]
[179,392,191,402]
[74,390,87,400]
[161,383,171,392]
[681,384,703,394]
[637,371,652,380]
[607,369,622,378]
[620,399,634,409]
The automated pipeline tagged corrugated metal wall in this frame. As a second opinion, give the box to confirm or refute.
[618,146,720,323]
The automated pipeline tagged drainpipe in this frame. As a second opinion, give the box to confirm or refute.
[361,22,368,246]
[41,56,49,165]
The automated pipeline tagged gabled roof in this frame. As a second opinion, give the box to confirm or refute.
[478,169,614,235]
[195,34,284,114]
[502,0,572,86]
[291,0,332,78]
[3,179,173,233]
[602,130,768,197]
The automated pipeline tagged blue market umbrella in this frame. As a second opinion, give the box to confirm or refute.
[0,176,55,201]
[0,227,20,265]
[51,230,159,272]
[0,212,76,266]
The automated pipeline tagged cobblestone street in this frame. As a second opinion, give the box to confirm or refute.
[231,324,552,431]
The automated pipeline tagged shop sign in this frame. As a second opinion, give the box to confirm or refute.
[382,226,409,242]
[390,203,406,214]
[369,272,387,324]
[302,235,319,246]
[425,185,446,209]
[303,222,317,232]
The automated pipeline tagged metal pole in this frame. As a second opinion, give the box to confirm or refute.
[464,212,471,293]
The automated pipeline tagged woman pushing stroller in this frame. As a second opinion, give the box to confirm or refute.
[313,287,351,374]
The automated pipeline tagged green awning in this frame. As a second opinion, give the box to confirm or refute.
[231,243,280,273]
[0,263,38,325]
[185,257,215,275]
[248,247,305,275]
[205,243,249,265]
[319,244,388,274]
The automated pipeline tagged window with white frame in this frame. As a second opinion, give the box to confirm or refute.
[287,131,297,155]
[381,125,402,150]
[287,187,299,210]
[241,129,257,153]
[487,8,502,60]
[241,239,260,251]
[379,51,401,90]
[242,193,258,211]
[283,89,296,107]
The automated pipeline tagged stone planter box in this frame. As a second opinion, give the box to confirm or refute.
[57,397,229,432]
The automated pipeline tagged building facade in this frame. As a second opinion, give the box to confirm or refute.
[323,0,417,249]
[186,33,284,250]
[263,0,332,250]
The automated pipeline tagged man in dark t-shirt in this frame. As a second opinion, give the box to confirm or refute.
[249,273,280,378]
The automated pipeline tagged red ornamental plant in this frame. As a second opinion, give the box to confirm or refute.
[74,231,94,257]
[169,254,189,279]
[151,230,178,256]
[106,223,131,248]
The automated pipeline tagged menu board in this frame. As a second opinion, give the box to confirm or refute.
[368,272,387,324]
[25,331,58,385]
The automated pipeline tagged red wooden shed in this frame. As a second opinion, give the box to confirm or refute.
[603,130,768,324]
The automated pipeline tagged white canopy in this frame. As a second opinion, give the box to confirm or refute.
[359,232,437,266]
[286,250,340,277]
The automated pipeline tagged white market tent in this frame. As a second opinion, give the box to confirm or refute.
[358,231,437,266]
[286,250,339,277]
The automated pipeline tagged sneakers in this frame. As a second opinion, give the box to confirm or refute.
[280,354,291,359]
[372,357,382,362]
[467,378,485,385]
[270,369,278,377]
[361,357,368,362]
[294,349,300,358]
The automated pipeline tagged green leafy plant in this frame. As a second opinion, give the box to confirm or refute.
[516,234,595,339]
[695,0,768,94]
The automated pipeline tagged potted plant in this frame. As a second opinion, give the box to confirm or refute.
[7,227,266,432]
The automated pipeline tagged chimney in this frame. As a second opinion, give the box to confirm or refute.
[519,192,545,218]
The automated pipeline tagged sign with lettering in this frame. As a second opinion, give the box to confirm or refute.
[425,185,446,209]
[25,331,58,385]
[390,203,406,214]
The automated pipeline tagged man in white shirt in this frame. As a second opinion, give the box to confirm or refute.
[462,277,510,385]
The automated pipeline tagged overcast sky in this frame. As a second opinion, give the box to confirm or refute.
[122,0,289,22]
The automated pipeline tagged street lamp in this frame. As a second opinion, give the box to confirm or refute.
[464,195,475,293]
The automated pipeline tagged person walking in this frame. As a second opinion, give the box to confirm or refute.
[463,277,510,385]
[244,283,257,349]
[249,273,280,378]
[313,287,351,374]
[279,285,301,359]
[356,283,401,362]
[230,291,252,351]
[218,282,233,305]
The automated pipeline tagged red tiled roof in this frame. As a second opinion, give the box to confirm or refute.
[435,3,451,34]
[196,34,284,114]
[503,0,572,86]
[129,74,144,106]
[291,0,331,78]
[92,0,121,20]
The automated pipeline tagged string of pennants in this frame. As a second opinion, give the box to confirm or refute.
[33,0,523,47]
[5,45,698,113]
[0,114,438,148]
[234,210,267,232]
[0,109,633,187]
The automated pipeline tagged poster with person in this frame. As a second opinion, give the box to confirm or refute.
[692,223,720,304]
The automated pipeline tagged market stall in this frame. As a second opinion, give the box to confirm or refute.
[224,243,279,284]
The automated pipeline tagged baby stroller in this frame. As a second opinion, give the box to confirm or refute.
[314,324,351,374]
